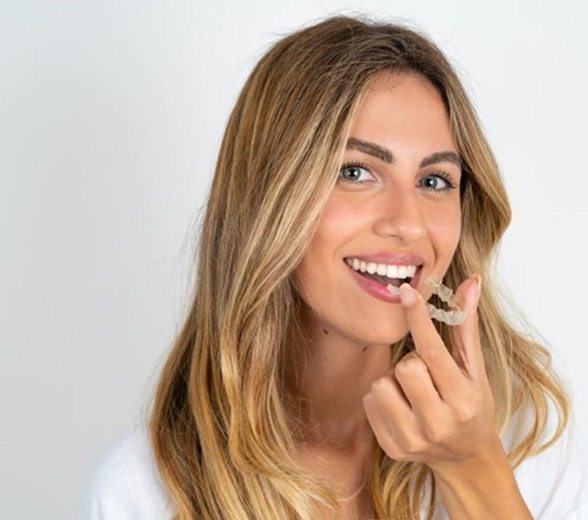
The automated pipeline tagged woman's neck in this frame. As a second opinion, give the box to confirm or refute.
[289,309,395,448]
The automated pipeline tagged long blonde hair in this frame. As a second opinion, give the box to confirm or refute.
[149,14,569,519]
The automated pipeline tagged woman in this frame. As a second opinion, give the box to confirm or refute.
[83,14,587,519]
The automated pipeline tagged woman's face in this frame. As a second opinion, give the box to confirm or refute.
[293,71,463,346]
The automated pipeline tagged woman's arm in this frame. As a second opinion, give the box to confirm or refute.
[432,441,532,519]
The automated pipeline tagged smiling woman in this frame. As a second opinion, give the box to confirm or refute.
[294,73,462,329]
[82,14,587,520]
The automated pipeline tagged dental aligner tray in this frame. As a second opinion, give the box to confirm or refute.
[424,276,466,326]
[387,275,466,326]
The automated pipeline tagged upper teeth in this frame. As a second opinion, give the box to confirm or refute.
[345,258,418,279]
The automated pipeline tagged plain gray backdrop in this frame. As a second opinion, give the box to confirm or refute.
[1,1,586,518]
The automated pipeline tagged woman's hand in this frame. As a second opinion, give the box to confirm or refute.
[362,274,499,471]
[363,275,533,519]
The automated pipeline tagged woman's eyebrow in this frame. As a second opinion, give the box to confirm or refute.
[346,137,463,169]
[420,151,463,169]
[347,137,393,163]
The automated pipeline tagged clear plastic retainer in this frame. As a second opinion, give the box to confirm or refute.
[425,276,466,326]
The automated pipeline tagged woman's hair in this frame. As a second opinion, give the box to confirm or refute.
[149,14,569,519]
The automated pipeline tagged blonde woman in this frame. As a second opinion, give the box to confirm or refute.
[82,15,588,519]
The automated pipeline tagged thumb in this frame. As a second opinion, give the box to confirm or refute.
[450,274,483,379]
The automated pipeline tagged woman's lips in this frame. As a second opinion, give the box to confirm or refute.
[345,262,423,304]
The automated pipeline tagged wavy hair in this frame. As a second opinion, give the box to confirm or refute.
[149,14,569,519]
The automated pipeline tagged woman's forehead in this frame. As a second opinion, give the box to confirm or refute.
[347,73,458,158]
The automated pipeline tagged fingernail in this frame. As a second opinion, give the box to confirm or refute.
[399,283,415,305]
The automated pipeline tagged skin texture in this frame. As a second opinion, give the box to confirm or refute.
[291,72,532,519]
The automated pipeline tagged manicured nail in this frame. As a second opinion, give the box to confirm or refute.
[399,283,415,305]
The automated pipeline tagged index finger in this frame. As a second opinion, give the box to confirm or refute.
[398,282,467,402]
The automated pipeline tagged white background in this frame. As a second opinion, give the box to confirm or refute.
[1,1,586,518]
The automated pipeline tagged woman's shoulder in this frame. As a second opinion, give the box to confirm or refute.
[79,428,175,520]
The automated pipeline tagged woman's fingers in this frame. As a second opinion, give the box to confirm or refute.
[363,371,420,456]
[398,282,468,402]
[393,351,444,417]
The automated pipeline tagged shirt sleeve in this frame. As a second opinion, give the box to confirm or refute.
[78,430,175,520]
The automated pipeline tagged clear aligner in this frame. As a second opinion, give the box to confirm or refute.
[386,276,467,326]
[426,276,459,308]
[426,303,466,326]
[426,276,466,326]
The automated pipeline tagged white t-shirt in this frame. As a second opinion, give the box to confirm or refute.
[80,417,588,519]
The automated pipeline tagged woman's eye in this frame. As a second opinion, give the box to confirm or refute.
[419,173,456,193]
[338,163,373,183]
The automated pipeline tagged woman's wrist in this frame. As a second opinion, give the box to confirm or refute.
[430,440,533,520]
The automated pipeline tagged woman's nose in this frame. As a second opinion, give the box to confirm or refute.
[372,190,426,243]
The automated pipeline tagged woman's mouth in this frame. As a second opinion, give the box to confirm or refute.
[343,257,423,303]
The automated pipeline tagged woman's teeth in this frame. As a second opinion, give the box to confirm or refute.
[344,258,418,281]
